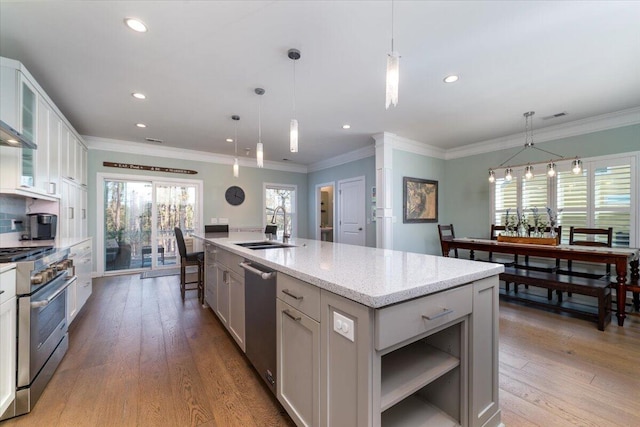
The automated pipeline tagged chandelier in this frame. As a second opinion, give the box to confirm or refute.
[488,111,582,183]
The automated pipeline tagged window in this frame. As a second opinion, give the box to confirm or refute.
[264,184,297,238]
[490,153,637,247]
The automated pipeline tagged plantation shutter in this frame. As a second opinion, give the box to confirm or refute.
[494,178,518,225]
[594,163,631,247]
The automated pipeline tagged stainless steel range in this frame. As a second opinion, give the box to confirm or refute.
[0,246,75,421]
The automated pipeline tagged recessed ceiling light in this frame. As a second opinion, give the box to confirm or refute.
[124,18,147,33]
[132,92,146,100]
[342,124,351,129]
[136,123,147,128]
[7,139,18,145]
[226,138,233,143]
[443,75,459,83]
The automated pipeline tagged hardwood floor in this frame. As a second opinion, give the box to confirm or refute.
[4,274,640,426]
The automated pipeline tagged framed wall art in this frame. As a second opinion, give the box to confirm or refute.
[403,177,438,223]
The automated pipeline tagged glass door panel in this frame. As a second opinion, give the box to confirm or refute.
[156,183,199,269]
[104,180,152,272]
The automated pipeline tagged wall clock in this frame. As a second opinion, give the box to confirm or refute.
[225,186,245,206]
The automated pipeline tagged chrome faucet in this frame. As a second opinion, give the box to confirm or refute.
[271,206,290,244]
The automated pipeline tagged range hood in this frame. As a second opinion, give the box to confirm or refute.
[0,120,37,149]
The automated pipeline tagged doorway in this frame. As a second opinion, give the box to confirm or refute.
[315,182,335,242]
[98,173,203,275]
[338,176,366,246]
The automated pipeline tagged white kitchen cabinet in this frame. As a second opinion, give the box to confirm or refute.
[67,239,92,324]
[0,267,17,417]
[60,178,88,240]
[1,56,84,202]
[214,248,245,352]
[276,274,321,427]
[204,244,217,309]
[276,298,320,427]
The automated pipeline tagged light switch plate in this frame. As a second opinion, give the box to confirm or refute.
[333,311,355,342]
[210,218,218,224]
[219,218,229,224]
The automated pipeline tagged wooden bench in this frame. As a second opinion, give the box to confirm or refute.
[500,267,612,331]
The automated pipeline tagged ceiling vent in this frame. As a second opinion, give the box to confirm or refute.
[145,137,163,143]
[542,111,568,120]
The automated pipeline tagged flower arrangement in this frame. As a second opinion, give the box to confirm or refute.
[530,207,548,237]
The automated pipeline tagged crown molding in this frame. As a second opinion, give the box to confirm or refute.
[390,134,447,159]
[307,144,376,173]
[83,136,308,174]
[445,107,640,160]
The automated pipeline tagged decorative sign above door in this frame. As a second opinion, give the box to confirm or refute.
[103,161,198,175]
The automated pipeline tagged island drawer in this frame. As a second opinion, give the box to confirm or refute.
[217,248,244,277]
[374,284,472,351]
[277,273,321,321]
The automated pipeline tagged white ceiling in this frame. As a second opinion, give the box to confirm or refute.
[1,1,639,167]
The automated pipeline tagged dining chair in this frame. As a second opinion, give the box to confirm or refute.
[562,227,613,279]
[437,224,458,258]
[174,227,204,302]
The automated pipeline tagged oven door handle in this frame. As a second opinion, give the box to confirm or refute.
[31,276,77,308]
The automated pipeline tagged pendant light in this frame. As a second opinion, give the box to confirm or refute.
[488,111,582,182]
[288,48,301,153]
[231,115,240,178]
[255,88,265,168]
[385,0,399,109]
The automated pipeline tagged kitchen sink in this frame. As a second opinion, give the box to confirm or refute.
[235,241,296,250]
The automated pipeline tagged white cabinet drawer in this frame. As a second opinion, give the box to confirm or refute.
[277,273,321,321]
[217,249,244,277]
[375,284,472,351]
[0,268,16,305]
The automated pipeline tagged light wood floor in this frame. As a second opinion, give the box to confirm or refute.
[4,275,640,426]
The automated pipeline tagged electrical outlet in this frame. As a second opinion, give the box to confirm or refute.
[333,312,355,342]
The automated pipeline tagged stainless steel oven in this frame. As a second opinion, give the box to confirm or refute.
[0,246,74,421]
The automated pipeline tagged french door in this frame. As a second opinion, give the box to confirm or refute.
[98,173,202,274]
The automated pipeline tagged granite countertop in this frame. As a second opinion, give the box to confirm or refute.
[193,232,503,308]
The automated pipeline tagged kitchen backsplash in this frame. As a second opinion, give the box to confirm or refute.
[0,195,27,234]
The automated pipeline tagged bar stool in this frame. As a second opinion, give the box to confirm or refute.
[174,227,204,302]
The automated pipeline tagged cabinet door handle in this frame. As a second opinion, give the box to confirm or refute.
[82,209,86,219]
[282,289,303,300]
[0,290,4,295]
[69,207,74,219]
[283,309,301,322]
[422,308,454,321]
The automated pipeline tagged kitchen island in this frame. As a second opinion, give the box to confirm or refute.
[193,232,504,427]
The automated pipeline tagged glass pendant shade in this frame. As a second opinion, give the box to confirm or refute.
[524,165,534,180]
[488,170,496,183]
[505,168,513,182]
[547,162,556,177]
[385,52,400,109]
[290,119,299,153]
[572,158,582,174]
[256,142,264,168]
[233,158,239,178]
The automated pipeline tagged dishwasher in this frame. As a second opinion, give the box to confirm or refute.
[240,260,277,395]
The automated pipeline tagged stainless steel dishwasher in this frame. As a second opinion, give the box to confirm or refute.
[240,260,277,395]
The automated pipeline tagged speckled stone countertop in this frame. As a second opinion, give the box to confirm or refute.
[193,232,504,309]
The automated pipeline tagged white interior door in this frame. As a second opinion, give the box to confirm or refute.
[338,176,365,246]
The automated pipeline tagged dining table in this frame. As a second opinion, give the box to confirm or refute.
[440,237,640,326]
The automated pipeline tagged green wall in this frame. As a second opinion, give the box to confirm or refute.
[307,156,376,247]
[392,149,446,255]
[88,150,309,243]
[442,124,640,242]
